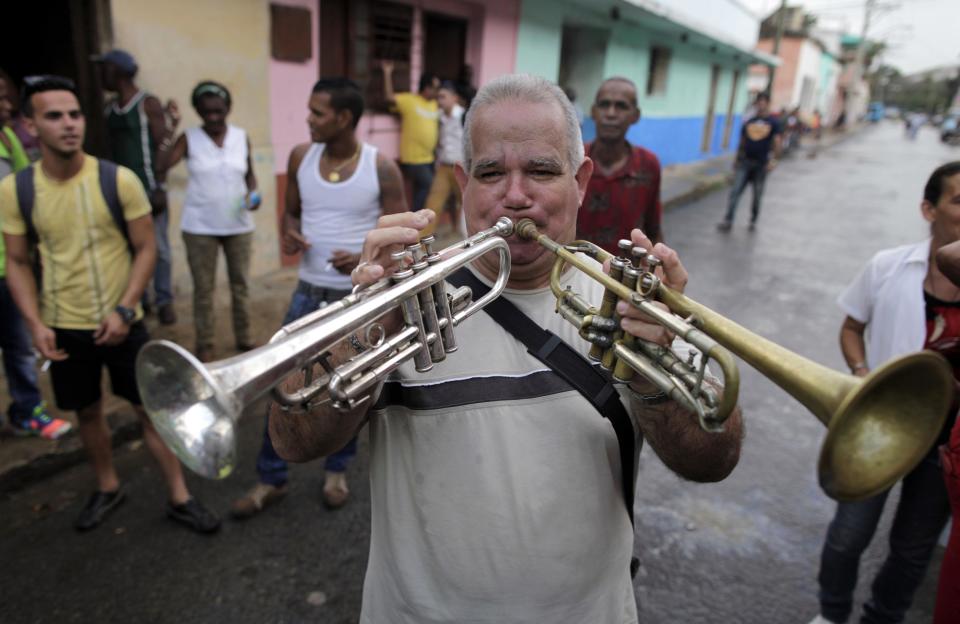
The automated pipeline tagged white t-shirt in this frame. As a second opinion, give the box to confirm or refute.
[181,125,253,236]
[437,105,464,166]
[836,239,930,368]
[360,262,692,624]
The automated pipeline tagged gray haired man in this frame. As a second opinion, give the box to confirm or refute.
[268,74,744,622]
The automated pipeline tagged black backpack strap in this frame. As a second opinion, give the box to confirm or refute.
[14,167,38,245]
[97,160,133,256]
[447,269,638,523]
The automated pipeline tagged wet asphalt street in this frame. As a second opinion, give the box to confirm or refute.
[1,122,957,624]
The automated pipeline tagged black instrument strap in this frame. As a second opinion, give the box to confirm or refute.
[447,269,638,527]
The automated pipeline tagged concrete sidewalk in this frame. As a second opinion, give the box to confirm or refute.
[0,125,861,493]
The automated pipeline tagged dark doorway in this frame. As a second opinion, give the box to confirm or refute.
[0,0,110,156]
[423,12,467,82]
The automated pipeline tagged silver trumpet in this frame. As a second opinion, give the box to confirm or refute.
[135,217,515,479]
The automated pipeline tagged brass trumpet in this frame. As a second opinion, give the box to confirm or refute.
[515,218,954,501]
[135,218,515,479]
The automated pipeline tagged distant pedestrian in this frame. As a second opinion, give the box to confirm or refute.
[806,161,960,624]
[230,78,406,518]
[95,49,177,325]
[0,76,218,532]
[717,92,781,232]
[155,81,260,363]
[380,59,439,212]
[931,231,960,624]
[0,71,72,439]
[421,81,464,237]
[579,77,662,253]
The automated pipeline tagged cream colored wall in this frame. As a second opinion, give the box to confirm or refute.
[109,0,279,296]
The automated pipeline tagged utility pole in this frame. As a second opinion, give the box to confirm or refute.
[845,0,877,123]
[766,0,788,97]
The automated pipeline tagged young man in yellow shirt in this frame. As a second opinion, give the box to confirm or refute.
[0,72,73,440]
[381,60,439,212]
[0,76,219,533]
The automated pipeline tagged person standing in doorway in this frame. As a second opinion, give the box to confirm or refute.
[0,72,72,439]
[95,49,177,325]
[1,76,218,532]
[717,92,781,232]
[380,59,439,212]
[807,162,959,624]
[155,81,260,363]
[579,77,663,253]
[421,81,464,238]
[230,78,406,517]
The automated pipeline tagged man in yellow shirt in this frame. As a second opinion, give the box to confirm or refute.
[0,75,219,533]
[381,60,439,212]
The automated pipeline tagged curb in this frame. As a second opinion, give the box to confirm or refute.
[0,411,142,495]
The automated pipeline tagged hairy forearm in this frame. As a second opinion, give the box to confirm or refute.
[268,340,372,462]
[632,380,743,482]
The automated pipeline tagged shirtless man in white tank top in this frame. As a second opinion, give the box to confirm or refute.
[231,78,406,518]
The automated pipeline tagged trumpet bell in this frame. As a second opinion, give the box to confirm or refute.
[136,340,238,479]
[820,351,953,501]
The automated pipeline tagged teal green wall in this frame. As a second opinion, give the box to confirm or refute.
[514,0,754,163]
[515,0,751,117]
[515,0,563,81]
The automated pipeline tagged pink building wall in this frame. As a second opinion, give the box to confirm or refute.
[267,0,520,260]
[269,0,319,175]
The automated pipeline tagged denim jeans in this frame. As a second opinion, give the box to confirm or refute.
[256,280,359,487]
[816,453,950,623]
[0,278,42,422]
[400,162,435,212]
[150,208,174,306]
[723,160,768,224]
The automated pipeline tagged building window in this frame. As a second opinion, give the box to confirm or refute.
[646,46,671,96]
[701,65,721,153]
[722,70,740,149]
[319,0,468,111]
[270,4,313,63]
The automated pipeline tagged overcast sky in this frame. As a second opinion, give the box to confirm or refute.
[738,0,960,74]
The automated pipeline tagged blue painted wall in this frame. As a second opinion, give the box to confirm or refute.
[581,115,743,166]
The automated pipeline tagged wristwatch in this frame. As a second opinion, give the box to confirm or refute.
[115,305,136,325]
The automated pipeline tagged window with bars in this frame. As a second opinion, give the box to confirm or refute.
[321,0,413,109]
[646,46,671,96]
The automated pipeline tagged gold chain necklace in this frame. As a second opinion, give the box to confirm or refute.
[323,143,361,182]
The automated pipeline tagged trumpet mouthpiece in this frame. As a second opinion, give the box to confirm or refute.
[515,218,538,240]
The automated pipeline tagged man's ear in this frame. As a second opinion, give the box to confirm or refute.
[575,157,594,204]
[921,199,936,224]
[454,162,468,193]
[23,115,38,138]
[338,109,353,131]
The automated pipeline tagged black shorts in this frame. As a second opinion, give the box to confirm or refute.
[49,322,150,411]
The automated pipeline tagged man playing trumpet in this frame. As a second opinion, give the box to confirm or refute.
[269,74,744,622]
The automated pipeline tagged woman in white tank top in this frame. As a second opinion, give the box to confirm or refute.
[155,81,260,361]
